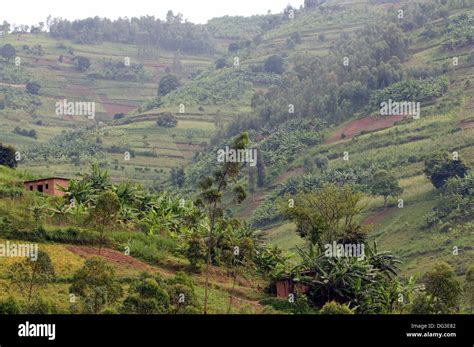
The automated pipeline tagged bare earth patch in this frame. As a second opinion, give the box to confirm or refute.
[326,114,407,144]
[98,95,137,117]
[363,208,394,226]
[66,245,157,273]
[461,120,474,129]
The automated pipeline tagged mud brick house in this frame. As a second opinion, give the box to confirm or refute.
[274,271,315,298]
[24,177,70,196]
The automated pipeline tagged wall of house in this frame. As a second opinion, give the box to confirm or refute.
[275,280,292,298]
[24,179,69,196]
[51,179,69,196]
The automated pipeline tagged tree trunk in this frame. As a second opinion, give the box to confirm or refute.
[203,224,214,314]
[98,223,104,255]
[227,271,237,314]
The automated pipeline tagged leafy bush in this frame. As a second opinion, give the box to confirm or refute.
[88,60,152,82]
[0,297,22,314]
[259,296,315,314]
[0,185,23,198]
[28,297,61,314]
[319,301,354,314]
[0,143,18,168]
[22,129,104,164]
[369,77,448,110]
[422,175,473,231]
[158,74,180,96]
[121,272,200,314]
[424,152,469,189]
[156,113,178,128]
[26,82,41,95]
[442,14,474,51]
[264,55,285,74]
[13,126,37,139]
[0,217,16,235]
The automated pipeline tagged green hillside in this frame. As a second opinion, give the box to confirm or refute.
[0,0,473,315]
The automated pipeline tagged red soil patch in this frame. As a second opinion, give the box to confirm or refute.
[66,246,157,273]
[98,95,136,117]
[363,208,392,226]
[325,114,407,144]
[461,121,474,129]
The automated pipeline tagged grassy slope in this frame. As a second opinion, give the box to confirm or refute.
[0,165,265,313]
[0,33,215,187]
[0,0,473,310]
[256,6,474,279]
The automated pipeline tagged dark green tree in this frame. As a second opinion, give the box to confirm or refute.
[424,152,469,188]
[1,44,16,63]
[26,82,41,95]
[215,58,227,70]
[264,55,284,74]
[314,154,329,172]
[74,56,91,72]
[121,275,170,314]
[158,74,180,96]
[170,167,185,187]
[184,232,207,271]
[156,112,178,127]
[0,143,18,168]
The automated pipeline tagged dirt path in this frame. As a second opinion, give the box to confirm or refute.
[461,121,474,129]
[66,245,160,273]
[363,208,393,226]
[325,114,406,144]
[0,82,26,88]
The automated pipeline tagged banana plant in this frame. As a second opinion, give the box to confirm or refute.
[49,200,72,227]
[29,204,48,227]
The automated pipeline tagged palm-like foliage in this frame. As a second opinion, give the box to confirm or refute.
[29,204,48,226]
[139,192,186,236]
[114,181,144,209]
[61,179,94,206]
[61,164,111,206]
[293,242,408,313]
[49,200,72,226]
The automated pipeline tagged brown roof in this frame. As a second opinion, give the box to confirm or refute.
[24,177,70,184]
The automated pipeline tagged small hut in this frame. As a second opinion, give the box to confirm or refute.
[24,177,70,196]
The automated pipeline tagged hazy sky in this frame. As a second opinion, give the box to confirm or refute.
[2,0,305,26]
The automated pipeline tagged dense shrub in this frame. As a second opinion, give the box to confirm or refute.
[0,185,23,198]
[0,297,22,314]
[156,113,178,128]
[259,296,315,314]
[0,143,18,169]
[319,301,354,314]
